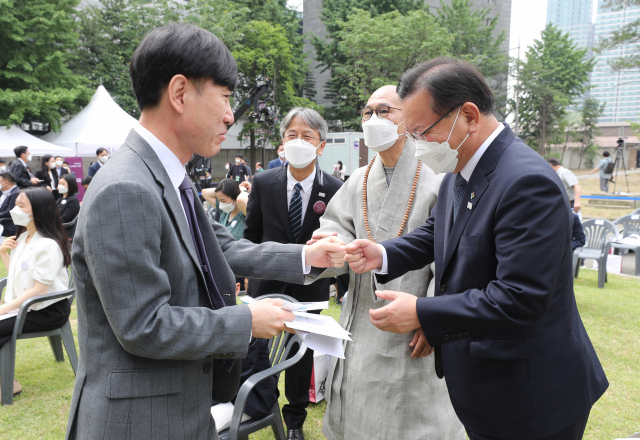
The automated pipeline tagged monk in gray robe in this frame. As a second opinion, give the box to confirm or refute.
[307,86,464,439]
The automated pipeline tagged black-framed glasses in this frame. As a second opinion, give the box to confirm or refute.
[360,104,402,121]
[284,134,321,143]
[405,106,460,142]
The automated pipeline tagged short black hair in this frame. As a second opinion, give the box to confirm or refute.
[0,172,15,184]
[63,161,69,165]
[215,178,241,200]
[603,151,610,157]
[14,146,28,158]
[235,154,243,159]
[397,57,495,117]
[0,160,6,164]
[55,156,63,160]
[96,147,107,156]
[130,22,238,111]
[256,162,263,168]
[62,174,78,197]
[547,157,561,166]
[82,175,92,186]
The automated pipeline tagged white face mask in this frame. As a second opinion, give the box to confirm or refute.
[219,201,235,213]
[26,154,32,162]
[225,164,230,170]
[48,162,56,169]
[55,160,63,167]
[278,151,286,159]
[99,155,109,164]
[0,166,6,172]
[235,158,241,164]
[362,114,404,152]
[10,206,32,226]
[58,184,69,194]
[284,138,319,169]
[414,107,470,175]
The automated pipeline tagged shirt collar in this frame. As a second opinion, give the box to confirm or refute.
[19,158,27,167]
[287,165,316,194]
[134,124,186,192]
[460,123,505,182]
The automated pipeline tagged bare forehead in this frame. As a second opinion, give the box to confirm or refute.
[367,86,402,108]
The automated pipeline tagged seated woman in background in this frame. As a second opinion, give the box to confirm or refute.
[56,174,80,224]
[0,188,71,397]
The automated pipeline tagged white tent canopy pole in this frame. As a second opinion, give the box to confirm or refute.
[43,85,138,157]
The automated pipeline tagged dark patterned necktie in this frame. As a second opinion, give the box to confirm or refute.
[179,176,225,310]
[453,173,467,222]
[289,182,303,242]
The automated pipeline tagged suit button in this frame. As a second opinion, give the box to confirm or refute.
[457,332,463,338]
[203,363,212,373]
[464,331,470,336]
[227,353,234,359]
[444,335,450,341]
[440,283,446,292]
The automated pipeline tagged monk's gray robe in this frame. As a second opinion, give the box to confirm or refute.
[307,141,464,440]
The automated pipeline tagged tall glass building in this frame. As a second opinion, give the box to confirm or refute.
[547,0,640,122]
[590,0,640,122]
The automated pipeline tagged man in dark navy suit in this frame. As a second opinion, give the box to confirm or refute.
[344,58,608,440]
[268,143,287,169]
[87,148,109,177]
[244,107,342,440]
[0,172,20,237]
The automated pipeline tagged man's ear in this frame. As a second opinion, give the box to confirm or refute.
[317,141,327,156]
[166,74,189,115]
[461,102,481,135]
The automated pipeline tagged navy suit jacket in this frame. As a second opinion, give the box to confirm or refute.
[267,158,286,169]
[572,213,586,250]
[376,124,607,439]
[0,186,20,236]
[87,162,102,177]
[243,165,342,302]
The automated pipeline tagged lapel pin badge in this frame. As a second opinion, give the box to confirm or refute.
[471,192,475,199]
[313,201,326,214]
[319,192,326,198]
[467,202,473,210]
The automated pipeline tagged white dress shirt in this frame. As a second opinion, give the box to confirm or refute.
[5,231,70,311]
[376,123,506,274]
[286,165,316,227]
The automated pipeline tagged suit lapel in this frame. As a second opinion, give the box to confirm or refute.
[441,124,515,275]
[442,175,454,254]
[271,165,294,242]
[124,130,204,285]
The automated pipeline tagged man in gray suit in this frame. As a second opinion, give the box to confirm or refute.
[66,23,345,440]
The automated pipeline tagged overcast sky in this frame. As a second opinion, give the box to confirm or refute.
[287,0,549,59]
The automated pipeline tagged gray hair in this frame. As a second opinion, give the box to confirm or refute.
[279,107,328,141]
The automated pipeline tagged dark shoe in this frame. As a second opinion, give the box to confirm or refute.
[288,428,305,440]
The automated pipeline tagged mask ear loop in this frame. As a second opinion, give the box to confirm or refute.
[446,107,463,143]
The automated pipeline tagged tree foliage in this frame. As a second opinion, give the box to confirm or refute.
[514,24,594,156]
[0,0,92,130]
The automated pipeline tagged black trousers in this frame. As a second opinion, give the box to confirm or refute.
[336,273,349,302]
[281,310,319,429]
[0,299,71,349]
[467,411,590,440]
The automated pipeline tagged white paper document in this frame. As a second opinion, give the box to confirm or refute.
[238,296,328,312]
[286,312,351,340]
[296,330,346,358]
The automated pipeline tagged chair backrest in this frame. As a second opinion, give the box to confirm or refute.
[254,293,299,368]
[581,219,618,250]
[613,214,640,238]
[632,207,640,216]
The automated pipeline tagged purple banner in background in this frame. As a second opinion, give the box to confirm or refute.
[65,157,85,202]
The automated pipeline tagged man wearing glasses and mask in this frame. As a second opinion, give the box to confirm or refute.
[305,85,463,440]
[344,58,607,440]
[243,107,343,440]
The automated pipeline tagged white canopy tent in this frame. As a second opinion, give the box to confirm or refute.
[43,85,138,157]
[0,125,76,157]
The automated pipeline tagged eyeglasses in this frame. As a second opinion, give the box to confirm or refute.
[284,134,321,143]
[405,106,460,142]
[360,104,402,121]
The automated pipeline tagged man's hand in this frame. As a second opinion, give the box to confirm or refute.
[306,231,338,246]
[369,290,420,334]
[239,181,251,193]
[409,327,434,358]
[304,236,346,268]
[573,201,581,213]
[248,299,295,338]
[30,177,40,185]
[345,239,383,273]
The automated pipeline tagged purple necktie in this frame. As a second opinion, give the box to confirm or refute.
[179,176,225,310]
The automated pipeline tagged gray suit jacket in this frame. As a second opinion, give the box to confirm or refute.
[66,130,305,440]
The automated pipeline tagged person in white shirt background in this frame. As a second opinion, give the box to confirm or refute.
[0,187,72,398]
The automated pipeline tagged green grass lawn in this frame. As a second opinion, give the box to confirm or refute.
[1,269,638,439]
